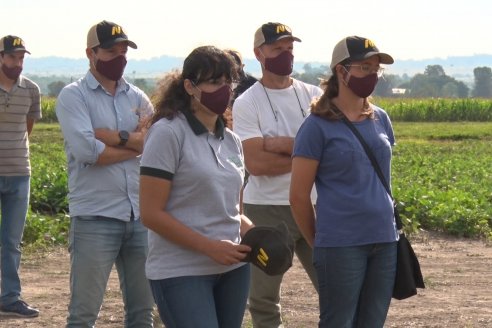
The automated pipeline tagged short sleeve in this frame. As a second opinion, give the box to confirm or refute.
[141,120,181,176]
[232,96,263,141]
[293,115,325,161]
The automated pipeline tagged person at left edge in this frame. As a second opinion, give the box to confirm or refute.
[139,45,254,328]
[55,20,154,327]
[0,35,41,318]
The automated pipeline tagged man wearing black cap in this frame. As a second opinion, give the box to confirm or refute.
[232,22,321,328]
[56,21,154,327]
[0,35,41,318]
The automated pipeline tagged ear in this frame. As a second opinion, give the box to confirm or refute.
[336,64,348,78]
[183,79,195,96]
[253,47,262,61]
[85,48,93,60]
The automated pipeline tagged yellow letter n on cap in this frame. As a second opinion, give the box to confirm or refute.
[365,39,376,49]
[257,248,269,267]
[276,25,287,34]
[12,38,22,46]
[112,26,122,36]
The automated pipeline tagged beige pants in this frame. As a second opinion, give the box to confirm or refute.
[244,204,319,328]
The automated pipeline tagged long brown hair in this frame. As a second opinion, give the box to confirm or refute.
[150,46,237,125]
[311,62,373,121]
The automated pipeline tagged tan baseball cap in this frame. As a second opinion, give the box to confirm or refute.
[330,36,393,70]
[87,20,137,49]
[254,22,301,48]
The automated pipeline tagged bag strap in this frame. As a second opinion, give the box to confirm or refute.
[340,116,403,231]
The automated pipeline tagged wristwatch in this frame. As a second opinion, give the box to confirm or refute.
[118,130,129,146]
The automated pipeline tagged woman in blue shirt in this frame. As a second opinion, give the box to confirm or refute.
[290,36,398,328]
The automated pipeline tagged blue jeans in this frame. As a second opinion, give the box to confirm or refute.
[314,242,397,328]
[150,264,250,328]
[0,175,30,306]
[66,216,154,328]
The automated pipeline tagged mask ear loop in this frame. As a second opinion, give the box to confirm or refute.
[189,81,203,102]
[340,65,351,87]
[257,49,267,70]
[90,49,99,72]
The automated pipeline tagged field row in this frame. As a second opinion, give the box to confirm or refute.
[24,122,492,246]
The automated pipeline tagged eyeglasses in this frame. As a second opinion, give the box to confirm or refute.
[198,78,240,90]
[345,64,385,77]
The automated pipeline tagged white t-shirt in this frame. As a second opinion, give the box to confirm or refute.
[232,79,323,205]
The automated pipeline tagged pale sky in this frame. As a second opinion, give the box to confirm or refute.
[1,0,490,63]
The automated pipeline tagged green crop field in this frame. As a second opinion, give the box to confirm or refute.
[24,97,492,246]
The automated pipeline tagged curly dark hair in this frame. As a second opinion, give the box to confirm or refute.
[150,46,238,125]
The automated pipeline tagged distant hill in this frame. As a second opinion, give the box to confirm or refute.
[23,54,492,84]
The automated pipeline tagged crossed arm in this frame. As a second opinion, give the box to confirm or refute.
[242,136,295,176]
[94,118,149,165]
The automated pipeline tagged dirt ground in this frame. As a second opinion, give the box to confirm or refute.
[1,231,491,328]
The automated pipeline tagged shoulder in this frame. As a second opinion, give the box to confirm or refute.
[372,105,391,121]
[292,79,323,97]
[126,81,147,96]
[18,76,40,92]
[303,113,326,127]
[233,82,262,110]
[57,79,85,100]
[149,114,187,138]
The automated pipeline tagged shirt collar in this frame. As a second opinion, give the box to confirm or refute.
[85,70,129,93]
[181,108,225,139]
[16,75,28,88]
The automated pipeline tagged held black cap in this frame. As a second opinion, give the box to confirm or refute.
[241,222,294,276]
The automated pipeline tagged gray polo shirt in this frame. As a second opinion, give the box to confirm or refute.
[140,110,246,280]
[0,76,41,176]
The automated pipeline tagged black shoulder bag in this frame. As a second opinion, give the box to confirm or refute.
[341,116,425,300]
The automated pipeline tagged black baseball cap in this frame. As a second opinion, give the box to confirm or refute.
[0,35,30,54]
[330,35,393,70]
[241,222,294,276]
[87,20,137,50]
[254,22,301,48]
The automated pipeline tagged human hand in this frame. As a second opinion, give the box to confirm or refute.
[205,239,251,265]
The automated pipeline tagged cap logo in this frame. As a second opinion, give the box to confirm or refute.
[12,38,22,47]
[257,248,269,267]
[112,26,122,36]
[365,39,376,49]
[276,24,290,34]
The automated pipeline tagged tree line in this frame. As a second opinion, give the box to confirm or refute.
[29,64,492,99]
[293,64,492,98]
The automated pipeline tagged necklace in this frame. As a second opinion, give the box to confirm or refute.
[261,82,306,122]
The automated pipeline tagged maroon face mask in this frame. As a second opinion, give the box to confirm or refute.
[264,51,294,76]
[347,73,379,98]
[95,55,127,81]
[1,64,22,80]
[195,84,231,115]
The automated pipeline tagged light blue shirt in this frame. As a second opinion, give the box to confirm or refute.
[56,71,153,221]
[293,107,398,247]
